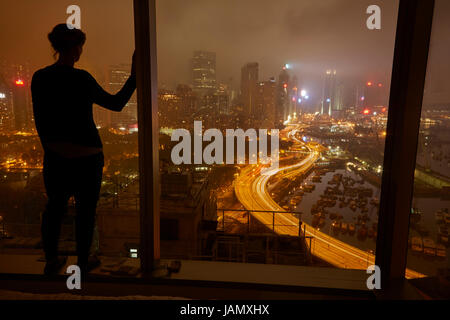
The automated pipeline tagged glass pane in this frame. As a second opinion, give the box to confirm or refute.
[0,1,138,275]
[406,0,450,282]
[156,0,399,276]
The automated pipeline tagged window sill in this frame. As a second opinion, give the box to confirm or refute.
[0,253,375,299]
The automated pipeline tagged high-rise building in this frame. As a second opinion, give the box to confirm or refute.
[290,75,299,118]
[109,64,137,129]
[363,81,388,109]
[276,67,290,125]
[12,78,31,131]
[5,63,33,132]
[215,83,230,115]
[192,51,216,96]
[334,82,345,112]
[93,77,111,128]
[255,78,276,127]
[240,62,259,117]
[353,83,366,111]
[176,84,197,117]
[158,89,180,127]
[0,74,13,132]
[321,69,337,116]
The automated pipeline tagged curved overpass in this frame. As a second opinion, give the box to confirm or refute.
[234,126,424,279]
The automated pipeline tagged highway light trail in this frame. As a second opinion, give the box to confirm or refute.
[234,125,425,279]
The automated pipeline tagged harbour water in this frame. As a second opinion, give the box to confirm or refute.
[288,168,449,276]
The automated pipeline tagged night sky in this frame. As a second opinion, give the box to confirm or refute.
[0,0,449,103]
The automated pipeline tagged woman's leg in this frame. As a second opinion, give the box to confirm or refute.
[74,153,104,272]
[42,153,71,262]
[41,195,70,261]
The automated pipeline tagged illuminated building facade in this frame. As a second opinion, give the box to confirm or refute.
[0,75,13,131]
[192,51,216,96]
[240,62,259,117]
[276,66,290,125]
[321,69,337,116]
[158,89,180,128]
[176,84,197,117]
[332,81,345,117]
[289,75,299,119]
[12,78,32,131]
[363,81,387,109]
[109,64,137,129]
[255,78,276,127]
[215,83,230,115]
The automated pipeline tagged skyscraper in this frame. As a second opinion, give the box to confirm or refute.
[240,62,259,116]
[215,83,230,115]
[255,78,276,127]
[192,51,216,96]
[364,81,387,109]
[0,74,13,132]
[176,84,197,117]
[334,82,345,112]
[7,63,33,132]
[276,66,290,125]
[109,64,137,129]
[321,69,337,116]
[12,78,31,131]
[290,75,299,118]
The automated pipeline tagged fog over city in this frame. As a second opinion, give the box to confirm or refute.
[0,0,449,288]
[1,0,448,103]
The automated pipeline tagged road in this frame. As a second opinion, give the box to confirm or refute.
[234,125,425,279]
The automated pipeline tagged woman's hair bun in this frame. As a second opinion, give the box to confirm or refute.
[48,23,86,54]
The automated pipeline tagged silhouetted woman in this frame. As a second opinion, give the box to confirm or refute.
[31,24,136,275]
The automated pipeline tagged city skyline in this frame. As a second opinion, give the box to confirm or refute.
[2,0,450,109]
[0,0,448,298]
[3,0,448,102]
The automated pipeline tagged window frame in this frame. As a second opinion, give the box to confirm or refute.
[0,0,435,298]
[133,0,160,274]
[375,0,435,288]
[133,0,435,289]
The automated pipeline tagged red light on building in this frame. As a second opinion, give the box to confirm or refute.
[363,109,370,115]
[283,83,288,89]
[378,83,383,87]
[15,79,24,86]
[382,107,387,113]
[367,82,373,87]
